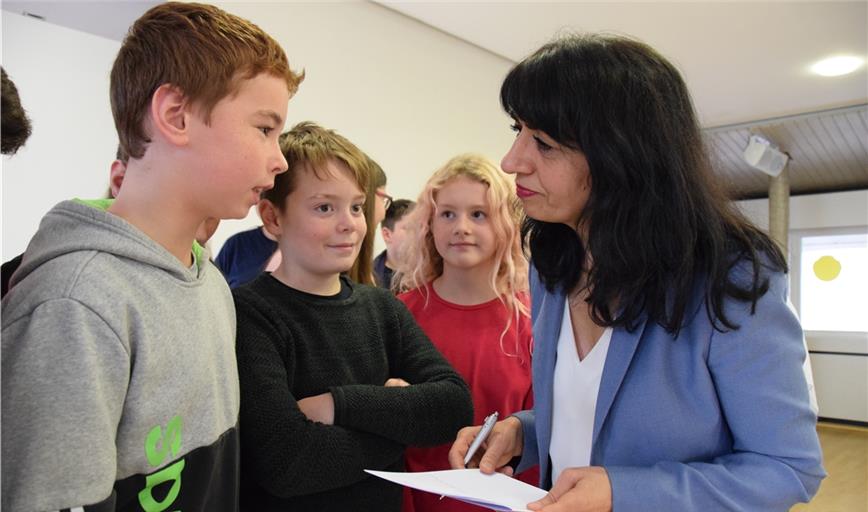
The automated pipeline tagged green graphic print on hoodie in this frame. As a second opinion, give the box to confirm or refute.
[2,200,240,512]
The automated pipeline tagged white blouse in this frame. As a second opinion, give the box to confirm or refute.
[549,299,612,485]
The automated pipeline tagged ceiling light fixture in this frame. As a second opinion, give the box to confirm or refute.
[810,56,864,77]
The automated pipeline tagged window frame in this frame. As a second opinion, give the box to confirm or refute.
[789,225,868,342]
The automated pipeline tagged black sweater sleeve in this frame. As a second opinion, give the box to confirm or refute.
[330,293,474,447]
[234,292,404,498]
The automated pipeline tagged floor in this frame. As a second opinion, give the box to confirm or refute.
[792,421,868,512]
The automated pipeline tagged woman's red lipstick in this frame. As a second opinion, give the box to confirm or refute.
[516,184,537,198]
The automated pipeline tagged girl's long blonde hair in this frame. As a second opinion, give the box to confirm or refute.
[395,154,529,333]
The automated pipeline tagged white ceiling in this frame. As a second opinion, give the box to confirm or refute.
[375,1,867,128]
[4,1,865,128]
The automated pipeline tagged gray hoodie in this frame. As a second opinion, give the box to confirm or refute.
[2,200,240,512]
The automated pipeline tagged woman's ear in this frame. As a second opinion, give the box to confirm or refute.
[258,199,283,238]
[149,84,190,147]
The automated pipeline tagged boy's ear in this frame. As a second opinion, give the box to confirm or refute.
[109,159,127,199]
[150,84,190,147]
[258,199,283,238]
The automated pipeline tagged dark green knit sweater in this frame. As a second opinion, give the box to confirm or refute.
[233,274,473,511]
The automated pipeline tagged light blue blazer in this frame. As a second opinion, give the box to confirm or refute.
[514,262,825,510]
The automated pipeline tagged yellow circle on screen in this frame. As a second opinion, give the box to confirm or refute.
[813,256,841,281]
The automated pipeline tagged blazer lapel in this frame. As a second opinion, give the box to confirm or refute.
[530,285,565,486]
[592,316,648,446]
[532,287,564,438]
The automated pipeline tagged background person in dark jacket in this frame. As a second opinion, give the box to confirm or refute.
[373,198,415,290]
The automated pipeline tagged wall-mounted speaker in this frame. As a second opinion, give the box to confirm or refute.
[743,134,789,176]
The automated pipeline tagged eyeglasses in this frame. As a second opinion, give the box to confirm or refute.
[376,190,393,210]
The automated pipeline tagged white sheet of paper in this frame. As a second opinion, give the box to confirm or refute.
[365,468,547,512]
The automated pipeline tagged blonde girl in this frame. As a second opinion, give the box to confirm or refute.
[395,154,539,512]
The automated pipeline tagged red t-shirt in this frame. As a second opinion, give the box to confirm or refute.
[399,285,540,512]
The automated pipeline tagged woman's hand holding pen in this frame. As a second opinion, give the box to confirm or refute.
[448,416,523,475]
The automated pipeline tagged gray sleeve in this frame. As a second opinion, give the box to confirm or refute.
[2,298,129,512]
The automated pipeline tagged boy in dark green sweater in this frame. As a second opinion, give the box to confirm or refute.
[233,121,473,511]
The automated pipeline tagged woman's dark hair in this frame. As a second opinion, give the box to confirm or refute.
[502,34,786,335]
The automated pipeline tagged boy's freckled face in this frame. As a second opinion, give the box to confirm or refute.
[188,73,290,219]
[277,160,368,281]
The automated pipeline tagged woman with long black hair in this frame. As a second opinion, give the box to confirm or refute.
[449,34,824,511]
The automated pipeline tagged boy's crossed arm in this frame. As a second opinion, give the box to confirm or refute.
[295,377,409,424]
[234,294,405,497]
[327,298,474,448]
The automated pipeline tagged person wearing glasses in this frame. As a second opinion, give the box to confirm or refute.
[375,189,393,226]
[348,157,390,285]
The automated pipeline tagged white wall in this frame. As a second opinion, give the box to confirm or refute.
[736,189,868,232]
[2,3,516,260]
[210,1,516,254]
[2,11,121,261]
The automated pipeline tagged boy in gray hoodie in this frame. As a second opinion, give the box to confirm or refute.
[1,3,303,511]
